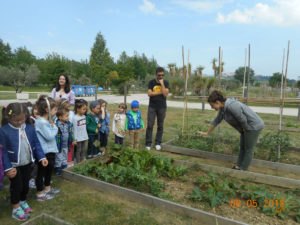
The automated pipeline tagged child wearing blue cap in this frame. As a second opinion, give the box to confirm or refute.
[125,100,144,149]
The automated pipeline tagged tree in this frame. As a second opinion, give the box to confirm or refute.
[107,70,119,87]
[90,32,113,86]
[37,52,68,86]
[221,79,241,91]
[297,80,300,89]
[0,64,40,92]
[269,72,282,88]
[211,58,217,78]
[195,66,205,79]
[12,47,36,68]
[170,77,184,96]
[0,39,13,66]
[191,75,206,95]
[234,67,255,84]
[206,78,216,94]
[168,63,176,76]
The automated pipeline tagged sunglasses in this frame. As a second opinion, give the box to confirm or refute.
[157,74,164,77]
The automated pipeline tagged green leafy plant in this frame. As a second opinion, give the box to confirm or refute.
[259,131,290,161]
[73,147,187,196]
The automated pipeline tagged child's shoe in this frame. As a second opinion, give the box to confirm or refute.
[56,167,62,176]
[12,207,30,221]
[29,178,36,189]
[61,164,67,170]
[20,201,32,214]
[46,187,61,195]
[36,192,55,202]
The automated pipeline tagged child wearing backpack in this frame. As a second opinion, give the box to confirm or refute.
[125,100,145,149]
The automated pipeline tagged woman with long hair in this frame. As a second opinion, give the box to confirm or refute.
[51,74,75,105]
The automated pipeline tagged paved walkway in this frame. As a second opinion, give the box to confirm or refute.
[0,93,298,116]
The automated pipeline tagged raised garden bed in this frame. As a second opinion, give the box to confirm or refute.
[162,137,300,179]
[21,213,72,225]
[63,147,300,225]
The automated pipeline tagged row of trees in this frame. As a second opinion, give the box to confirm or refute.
[0,33,158,92]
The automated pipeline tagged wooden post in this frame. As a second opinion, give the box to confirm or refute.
[124,84,127,105]
[242,48,247,98]
[181,45,186,136]
[218,46,222,91]
[95,85,98,100]
[246,44,250,105]
[186,50,190,138]
[278,41,290,162]
[278,48,285,162]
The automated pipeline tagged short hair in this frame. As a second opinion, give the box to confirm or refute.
[57,107,70,118]
[207,90,226,103]
[74,99,88,114]
[156,67,164,74]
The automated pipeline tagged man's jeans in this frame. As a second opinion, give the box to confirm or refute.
[145,107,166,146]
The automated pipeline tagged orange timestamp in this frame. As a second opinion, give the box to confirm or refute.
[230,199,285,213]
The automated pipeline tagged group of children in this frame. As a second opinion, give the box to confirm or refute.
[0,96,145,221]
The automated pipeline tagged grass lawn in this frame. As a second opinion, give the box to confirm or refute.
[0,104,299,224]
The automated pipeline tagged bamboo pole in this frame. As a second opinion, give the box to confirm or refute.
[181,45,186,135]
[278,48,285,162]
[186,50,190,138]
[242,48,247,98]
[246,44,250,105]
[218,46,222,91]
[278,41,290,162]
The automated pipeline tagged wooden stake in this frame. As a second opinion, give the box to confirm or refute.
[246,44,250,105]
[186,50,190,138]
[278,48,285,162]
[181,45,186,135]
[218,46,222,91]
[242,48,247,98]
[278,41,290,162]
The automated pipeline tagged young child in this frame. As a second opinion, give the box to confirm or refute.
[72,99,88,163]
[54,108,75,175]
[35,95,61,201]
[0,103,47,221]
[97,99,110,156]
[125,100,145,149]
[86,101,101,158]
[112,103,127,145]
[30,104,39,125]
[56,98,75,163]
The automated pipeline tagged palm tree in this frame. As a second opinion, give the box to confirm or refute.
[196,66,205,79]
[206,78,216,94]
[211,58,218,78]
[167,63,176,76]
[191,76,206,95]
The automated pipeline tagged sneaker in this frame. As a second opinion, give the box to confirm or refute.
[145,146,151,151]
[36,192,55,202]
[95,152,101,157]
[12,207,30,221]
[56,167,62,176]
[87,155,93,159]
[61,164,67,170]
[46,187,61,195]
[29,179,36,189]
[20,201,32,214]
[155,145,161,151]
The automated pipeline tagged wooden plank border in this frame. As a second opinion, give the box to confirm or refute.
[62,169,248,225]
[162,138,300,177]
[21,213,73,225]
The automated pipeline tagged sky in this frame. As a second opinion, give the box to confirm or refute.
[1,0,300,79]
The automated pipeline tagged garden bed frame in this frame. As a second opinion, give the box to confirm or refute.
[162,138,300,182]
[62,168,247,225]
[21,213,73,225]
